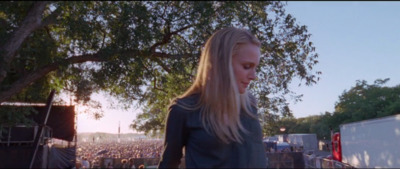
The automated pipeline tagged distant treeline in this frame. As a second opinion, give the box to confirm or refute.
[264,79,400,139]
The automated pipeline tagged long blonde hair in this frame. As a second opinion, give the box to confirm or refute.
[175,27,261,144]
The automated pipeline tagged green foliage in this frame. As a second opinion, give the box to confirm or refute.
[334,78,400,122]
[269,79,400,139]
[0,2,320,134]
[260,113,280,136]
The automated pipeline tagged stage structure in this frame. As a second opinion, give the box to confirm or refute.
[0,91,77,168]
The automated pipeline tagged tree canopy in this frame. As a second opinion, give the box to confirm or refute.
[271,79,400,139]
[0,2,320,133]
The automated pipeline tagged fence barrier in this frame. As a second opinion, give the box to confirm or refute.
[303,154,355,169]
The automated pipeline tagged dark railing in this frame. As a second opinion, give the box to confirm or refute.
[303,154,355,169]
[99,157,161,169]
[0,125,52,146]
[96,156,190,169]
[266,152,305,168]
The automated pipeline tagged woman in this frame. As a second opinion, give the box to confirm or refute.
[158,27,267,168]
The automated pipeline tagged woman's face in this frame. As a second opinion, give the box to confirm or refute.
[232,43,260,94]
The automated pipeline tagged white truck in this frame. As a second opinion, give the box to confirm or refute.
[332,114,400,168]
[288,133,318,152]
[276,133,319,152]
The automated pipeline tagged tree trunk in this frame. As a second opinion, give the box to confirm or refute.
[0,2,48,84]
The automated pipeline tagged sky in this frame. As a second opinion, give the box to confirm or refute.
[76,1,400,133]
[75,92,141,134]
[285,1,400,118]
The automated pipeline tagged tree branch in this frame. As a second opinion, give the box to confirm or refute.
[176,34,192,46]
[0,54,105,103]
[101,29,107,49]
[44,26,55,42]
[154,59,171,73]
[152,52,199,59]
[40,5,63,28]
[146,24,196,74]
[149,24,194,53]
[150,51,199,77]
[153,77,167,93]
[0,1,48,84]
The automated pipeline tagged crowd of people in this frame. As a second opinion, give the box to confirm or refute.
[76,139,163,168]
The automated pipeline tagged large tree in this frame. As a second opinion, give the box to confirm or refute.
[273,79,400,139]
[0,2,320,133]
[333,78,400,124]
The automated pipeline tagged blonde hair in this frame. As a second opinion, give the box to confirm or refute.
[175,27,261,144]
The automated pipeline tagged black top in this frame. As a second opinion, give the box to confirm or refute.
[158,94,267,168]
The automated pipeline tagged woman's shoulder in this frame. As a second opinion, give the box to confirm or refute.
[247,93,257,106]
[170,93,200,107]
[167,93,200,114]
[245,93,258,114]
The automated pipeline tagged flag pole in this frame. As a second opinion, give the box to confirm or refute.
[118,121,120,143]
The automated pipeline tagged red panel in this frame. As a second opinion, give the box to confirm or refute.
[331,132,342,162]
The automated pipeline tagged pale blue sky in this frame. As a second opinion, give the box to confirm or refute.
[285,1,400,118]
[77,2,400,133]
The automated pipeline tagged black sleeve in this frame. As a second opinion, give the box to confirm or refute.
[158,104,187,168]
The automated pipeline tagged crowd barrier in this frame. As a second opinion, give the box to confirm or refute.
[266,152,304,168]
[303,154,354,169]
[94,151,356,169]
[100,157,160,168]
